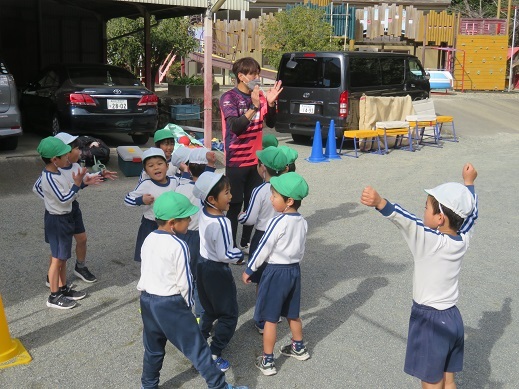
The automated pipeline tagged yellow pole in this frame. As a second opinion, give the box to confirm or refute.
[497,0,502,18]
[0,295,32,369]
[507,0,512,32]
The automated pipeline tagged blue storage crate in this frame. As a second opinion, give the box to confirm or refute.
[170,104,200,121]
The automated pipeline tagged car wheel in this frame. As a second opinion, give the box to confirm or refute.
[291,133,311,144]
[0,136,19,151]
[131,133,150,145]
[51,115,60,136]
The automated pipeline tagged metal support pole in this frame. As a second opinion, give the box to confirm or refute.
[508,7,517,92]
[204,6,213,149]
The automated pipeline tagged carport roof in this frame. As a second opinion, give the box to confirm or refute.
[52,0,249,20]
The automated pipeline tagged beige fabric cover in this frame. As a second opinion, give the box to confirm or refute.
[357,95,414,150]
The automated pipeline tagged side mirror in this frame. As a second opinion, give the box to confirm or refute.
[424,72,430,81]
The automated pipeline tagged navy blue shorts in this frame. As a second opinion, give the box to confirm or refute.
[254,263,301,324]
[404,301,464,383]
[44,201,85,244]
[45,212,75,260]
[134,217,158,262]
[248,229,266,284]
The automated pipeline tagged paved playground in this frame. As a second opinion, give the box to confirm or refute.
[0,92,518,388]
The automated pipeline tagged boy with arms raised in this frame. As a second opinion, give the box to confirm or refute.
[360,163,478,389]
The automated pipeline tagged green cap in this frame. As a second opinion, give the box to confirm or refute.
[270,172,309,200]
[153,129,175,143]
[256,146,288,172]
[37,136,71,158]
[153,192,199,220]
[262,134,279,148]
[278,145,299,164]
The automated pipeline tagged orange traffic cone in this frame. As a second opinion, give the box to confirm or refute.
[0,295,31,369]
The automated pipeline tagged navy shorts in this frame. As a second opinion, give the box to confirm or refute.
[248,229,266,284]
[254,263,301,324]
[45,212,75,260]
[44,201,85,243]
[404,301,464,383]
[134,217,158,262]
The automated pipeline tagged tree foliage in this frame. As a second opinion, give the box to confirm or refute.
[448,0,497,18]
[107,16,199,84]
[259,6,337,69]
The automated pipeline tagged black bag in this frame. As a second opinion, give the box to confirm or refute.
[76,136,110,167]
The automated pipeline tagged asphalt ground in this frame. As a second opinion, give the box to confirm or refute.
[0,92,518,388]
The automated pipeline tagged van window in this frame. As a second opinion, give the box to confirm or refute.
[349,57,381,88]
[279,57,341,88]
[407,58,427,80]
[380,57,404,85]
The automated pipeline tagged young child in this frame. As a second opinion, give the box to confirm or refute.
[242,172,311,376]
[174,147,211,321]
[124,148,179,262]
[278,145,298,172]
[36,136,97,309]
[139,129,178,182]
[360,163,478,388]
[34,132,117,285]
[137,191,248,389]
[238,146,288,333]
[193,172,244,371]
[262,134,278,149]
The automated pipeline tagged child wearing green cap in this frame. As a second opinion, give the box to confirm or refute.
[242,172,311,376]
[36,136,99,309]
[238,146,288,333]
[137,191,248,389]
[262,134,279,149]
[278,145,298,172]
[33,132,117,286]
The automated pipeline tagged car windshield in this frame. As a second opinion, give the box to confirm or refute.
[67,67,141,86]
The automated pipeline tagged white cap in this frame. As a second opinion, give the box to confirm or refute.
[189,147,209,164]
[424,182,474,218]
[142,147,166,164]
[171,146,192,167]
[193,171,223,201]
[54,132,78,145]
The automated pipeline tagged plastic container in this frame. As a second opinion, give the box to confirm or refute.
[116,146,143,177]
[170,104,201,121]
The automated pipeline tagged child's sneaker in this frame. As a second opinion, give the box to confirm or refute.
[61,285,87,301]
[226,384,249,389]
[46,294,76,310]
[214,356,230,372]
[255,356,277,376]
[74,264,97,283]
[238,243,250,255]
[280,344,310,361]
[254,321,264,334]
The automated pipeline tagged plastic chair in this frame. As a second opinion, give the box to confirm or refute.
[338,130,383,158]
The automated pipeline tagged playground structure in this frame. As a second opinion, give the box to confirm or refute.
[179,2,513,91]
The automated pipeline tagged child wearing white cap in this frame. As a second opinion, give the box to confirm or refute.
[193,171,244,372]
[124,148,180,262]
[360,163,479,388]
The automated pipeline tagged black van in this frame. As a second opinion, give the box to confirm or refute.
[275,51,430,142]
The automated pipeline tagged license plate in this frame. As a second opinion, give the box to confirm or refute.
[299,104,315,114]
[107,99,127,110]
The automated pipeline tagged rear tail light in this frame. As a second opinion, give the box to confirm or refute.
[339,91,348,118]
[137,94,158,106]
[69,93,97,106]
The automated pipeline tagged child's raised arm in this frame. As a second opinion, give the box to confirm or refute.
[360,186,387,210]
[462,163,477,186]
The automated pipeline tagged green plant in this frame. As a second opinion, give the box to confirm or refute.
[169,75,204,85]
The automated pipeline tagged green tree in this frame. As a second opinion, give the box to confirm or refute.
[107,16,199,89]
[259,6,337,69]
[448,0,497,18]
